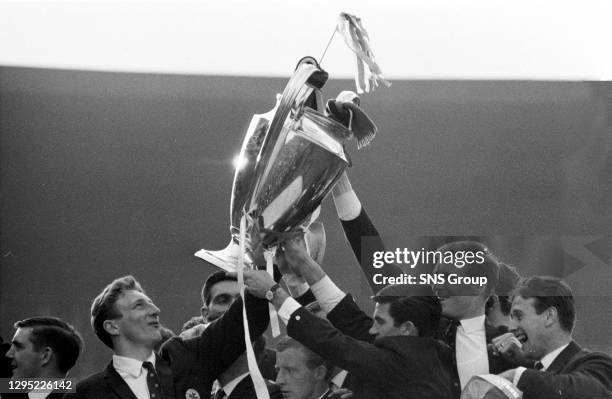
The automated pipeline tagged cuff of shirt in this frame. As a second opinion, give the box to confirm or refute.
[277,297,302,325]
[310,275,346,314]
[513,367,527,386]
[332,189,362,221]
[282,275,310,297]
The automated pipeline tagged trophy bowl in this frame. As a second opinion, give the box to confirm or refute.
[196,59,354,271]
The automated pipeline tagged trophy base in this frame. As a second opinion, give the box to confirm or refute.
[195,240,240,273]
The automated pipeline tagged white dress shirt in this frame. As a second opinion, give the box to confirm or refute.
[456,315,489,388]
[513,343,570,385]
[112,352,157,399]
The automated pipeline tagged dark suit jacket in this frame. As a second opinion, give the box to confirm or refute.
[221,375,282,399]
[70,293,269,399]
[287,294,455,399]
[340,207,403,293]
[516,341,612,399]
[344,208,517,395]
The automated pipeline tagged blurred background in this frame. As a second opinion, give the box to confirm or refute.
[1,0,611,380]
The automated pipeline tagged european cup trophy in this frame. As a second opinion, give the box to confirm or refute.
[195,56,375,271]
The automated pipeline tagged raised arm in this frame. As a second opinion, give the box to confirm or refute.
[332,172,404,292]
[160,291,269,378]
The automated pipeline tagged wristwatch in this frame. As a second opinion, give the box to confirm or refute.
[265,283,281,301]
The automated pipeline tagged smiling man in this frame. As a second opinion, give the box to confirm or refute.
[5,317,83,399]
[495,276,612,399]
[70,275,269,399]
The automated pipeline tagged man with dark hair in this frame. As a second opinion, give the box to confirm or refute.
[70,274,269,399]
[200,271,240,323]
[495,276,612,399]
[275,337,333,399]
[243,238,455,399]
[485,262,521,330]
[5,316,83,398]
[181,270,280,397]
[432,240,517,394]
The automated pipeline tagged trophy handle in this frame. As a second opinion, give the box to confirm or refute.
[249,61,328,211]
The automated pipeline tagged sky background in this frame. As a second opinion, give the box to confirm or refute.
[1,0,611,79]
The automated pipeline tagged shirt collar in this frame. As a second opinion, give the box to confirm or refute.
[540,343,570,370]
[459,314,486,333]
[112,352,156,378]
[330,369,348,389]
[220,372,250,396]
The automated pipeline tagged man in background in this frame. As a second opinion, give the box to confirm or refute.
[496,276,612,399]
[275,337,332,399]
[4,316,83,399]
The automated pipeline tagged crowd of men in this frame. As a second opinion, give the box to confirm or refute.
[2,170,612,399]
[3,91,612,399]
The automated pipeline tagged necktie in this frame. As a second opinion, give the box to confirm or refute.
[142,361,164,399]
[534,361,544,370]
[212,388,226,399]
[445,319,461,354]
[444,319,462,393]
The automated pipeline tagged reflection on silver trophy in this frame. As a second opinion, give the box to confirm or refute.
[195,57,376,271]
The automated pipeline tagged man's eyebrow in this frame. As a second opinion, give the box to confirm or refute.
[132,298,146,307]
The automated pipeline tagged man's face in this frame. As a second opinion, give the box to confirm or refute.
[510,296,549,360]
[112,290,162,348]
[6,328,43,378]
[276,348,323,399]
[432,261,484,320]
[368,302,406,338]
[203,280,240,322]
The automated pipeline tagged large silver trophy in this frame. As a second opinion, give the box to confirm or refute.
[196,57,370,271]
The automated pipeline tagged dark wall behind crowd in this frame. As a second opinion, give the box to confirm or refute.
[1,67,611,379]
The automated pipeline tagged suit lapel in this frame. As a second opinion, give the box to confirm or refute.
[156,356,176,399]
[228,375,252,399]
[105,361,139,399]
[547,341,581,373]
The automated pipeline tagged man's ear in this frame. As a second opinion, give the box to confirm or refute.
[313,365,327,381]
[38,346,53,368]
[544,307,558,327]
[399,320,418,336]
[103,319,121,337]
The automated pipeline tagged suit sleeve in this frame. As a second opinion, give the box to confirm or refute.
[326,294,376,343]
[287,306,416,385]
[160,292,269,379]
[340,207,403,293]
[295,289,316,306]
[517,353,612,399]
